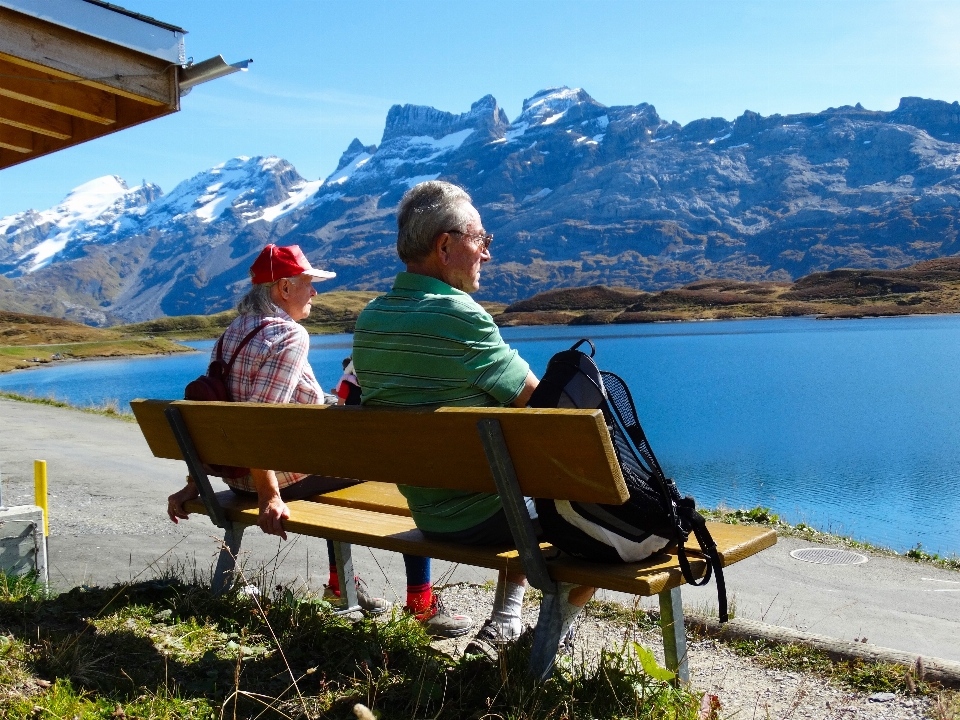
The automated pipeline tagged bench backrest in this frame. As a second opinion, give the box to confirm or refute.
[132,400,628,504]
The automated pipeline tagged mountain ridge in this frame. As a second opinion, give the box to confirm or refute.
[3,88,960,325]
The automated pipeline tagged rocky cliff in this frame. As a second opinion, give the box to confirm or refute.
[3,88,960,323]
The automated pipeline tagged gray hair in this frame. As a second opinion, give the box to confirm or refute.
[236,282,278,316]
[396,181,473,263]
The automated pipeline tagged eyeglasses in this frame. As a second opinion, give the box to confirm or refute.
[446,229,494,251]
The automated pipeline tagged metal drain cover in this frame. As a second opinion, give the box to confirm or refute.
[790,548,868,565]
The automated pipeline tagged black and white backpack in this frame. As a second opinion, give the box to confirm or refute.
[529,339,728,622]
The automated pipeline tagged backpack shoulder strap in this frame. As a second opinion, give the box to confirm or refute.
[223,320,272,373]
[600,369,729,621]
[213,333,226,363]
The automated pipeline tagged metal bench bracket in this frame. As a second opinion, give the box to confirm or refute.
[332,540,360,614]
[165,405,248,596]
[659,585,690,683]
[212,522,245,595]
[164,406,229,529]
[477,418,562,681]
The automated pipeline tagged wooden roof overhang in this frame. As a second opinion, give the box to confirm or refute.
[0,0,185,170]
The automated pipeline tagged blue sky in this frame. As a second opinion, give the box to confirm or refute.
[1,0,958,217]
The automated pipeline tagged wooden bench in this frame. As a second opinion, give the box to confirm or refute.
[132,399,776,680]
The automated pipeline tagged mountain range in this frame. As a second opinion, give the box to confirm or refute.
[2,87,960,325]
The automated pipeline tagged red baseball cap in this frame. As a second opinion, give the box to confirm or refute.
[249,244,336,284]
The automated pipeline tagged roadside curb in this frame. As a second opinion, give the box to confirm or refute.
[687,615,960,687]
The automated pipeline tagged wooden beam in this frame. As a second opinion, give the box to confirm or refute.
[0,58,116,125]
[0,96,72,139]
[0,99,174,171]
[116,94,171,126]
[0,124,32,153]
[0,8,178,108]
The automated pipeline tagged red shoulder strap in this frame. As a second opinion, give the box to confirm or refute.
[224,320,271,374]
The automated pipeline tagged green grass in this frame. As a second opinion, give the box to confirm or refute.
[583,597,660,631]
[0,570,702,720]
[932,690,960,720]
[0,338,192,373]
[4,679,216,719]
[704,504,960,572]
[0,391,136,422]
[116,291,390,340]
[723,637,937,696]
[118,311,238,340]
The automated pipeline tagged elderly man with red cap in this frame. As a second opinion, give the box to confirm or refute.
[165,244,473,636]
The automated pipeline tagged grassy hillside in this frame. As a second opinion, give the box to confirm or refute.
[0,291,506,374]
[0,310,118,345]
[0,310,190,373]
[495,258,960,326]
[119,310,237,339]
[117,291,506,340]
[117,291,387,339]
[6,261,960,373]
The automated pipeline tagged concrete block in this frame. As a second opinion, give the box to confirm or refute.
[0,505,47,581]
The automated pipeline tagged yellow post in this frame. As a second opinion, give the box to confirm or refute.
[33,460,49,537]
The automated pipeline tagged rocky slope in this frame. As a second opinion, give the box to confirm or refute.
[494,258,960,326]
[3,89,960,323]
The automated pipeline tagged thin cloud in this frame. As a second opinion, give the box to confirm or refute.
[226,74,398,109]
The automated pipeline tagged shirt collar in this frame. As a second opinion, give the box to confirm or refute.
[392,271,470,297]
[272,306,294,322]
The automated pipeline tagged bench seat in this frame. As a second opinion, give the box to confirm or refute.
[186,489,776,596]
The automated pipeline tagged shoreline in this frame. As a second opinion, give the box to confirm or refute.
[496,307,960,328]
[0,389,136,421]
[5,308,958,376]
[0,336,193,374]
[0,343,202,374]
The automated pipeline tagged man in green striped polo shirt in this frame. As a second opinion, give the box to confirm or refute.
[353,180,595,659]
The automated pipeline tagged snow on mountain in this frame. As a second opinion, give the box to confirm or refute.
[6,90,960,325]
[324,151,372,186]
[0,156,315,279]
[256,179,325,223]
[141,156,307,227]
[1,176,159,274]
[515,87,600,126]
[310,94,510,195]
[410,128,475,161]
[324,128,474,189]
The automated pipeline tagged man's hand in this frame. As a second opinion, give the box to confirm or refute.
[167,482,200,523]
[258,494,290,539]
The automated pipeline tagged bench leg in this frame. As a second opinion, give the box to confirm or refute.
[476,419,563,680]
[332,541,360,614]
[529,589,564,681]
[658,586,689,683]
[213,523,245,595]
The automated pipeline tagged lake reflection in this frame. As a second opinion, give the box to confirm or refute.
[2,315,958,556]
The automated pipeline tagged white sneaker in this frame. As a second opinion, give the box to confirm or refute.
[486,614,523,642]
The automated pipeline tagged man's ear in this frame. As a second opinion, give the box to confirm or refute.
[435,232,453,266]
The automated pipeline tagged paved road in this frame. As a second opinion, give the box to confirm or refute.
[1,399,957,661]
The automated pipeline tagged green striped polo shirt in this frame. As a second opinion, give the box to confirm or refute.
[353,271,530,532]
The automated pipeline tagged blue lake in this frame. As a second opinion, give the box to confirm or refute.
[2,315,959,557]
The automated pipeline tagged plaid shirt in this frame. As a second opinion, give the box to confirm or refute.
[218,309,323,492]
